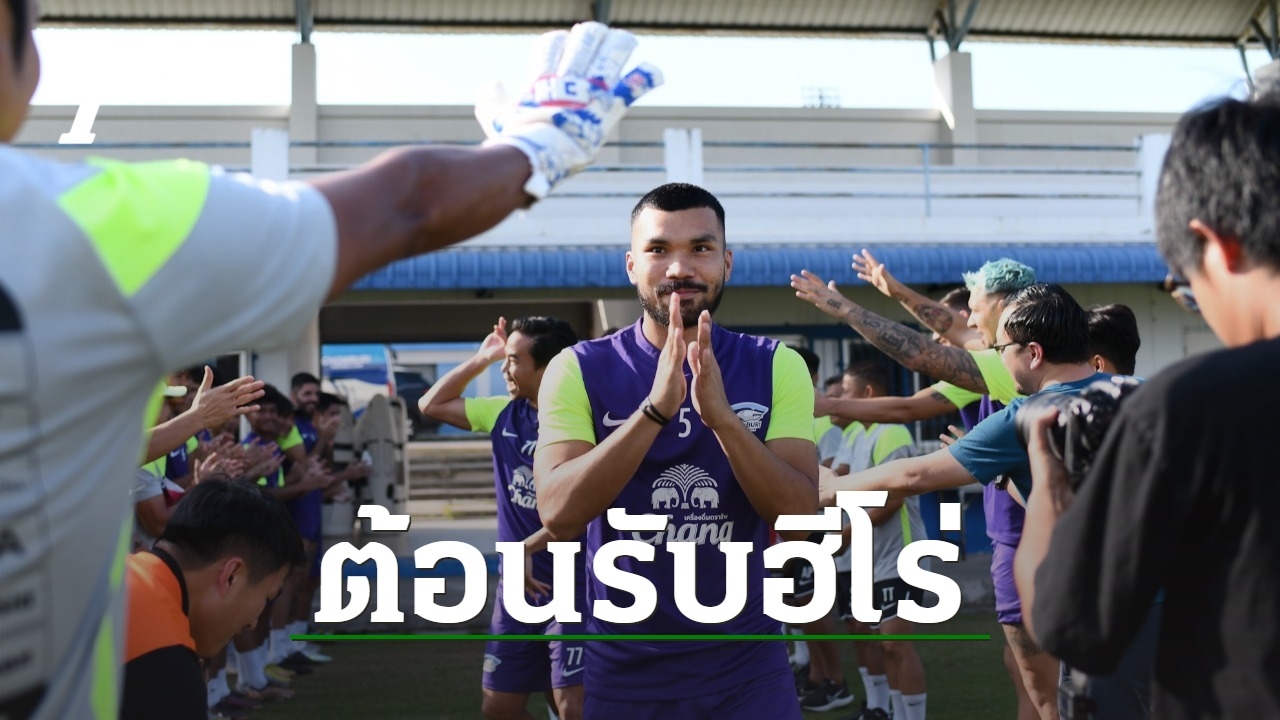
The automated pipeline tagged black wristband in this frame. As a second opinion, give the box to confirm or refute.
[641,397,671,426]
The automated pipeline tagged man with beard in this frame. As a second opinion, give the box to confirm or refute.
[419,315,584,720]
[534,183,818,719]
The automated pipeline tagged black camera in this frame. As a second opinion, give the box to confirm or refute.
[1014,376,1143,487]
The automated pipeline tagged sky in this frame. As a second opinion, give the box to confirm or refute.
[29,28,1273,113]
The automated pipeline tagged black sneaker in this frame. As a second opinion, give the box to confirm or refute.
[277,653,315,674]
[801,678,855,712]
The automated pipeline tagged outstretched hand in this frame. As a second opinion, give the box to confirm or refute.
[190,367,264,432]
[480,317,509,363]
[791,270,857,320]
[938,424,966,447]
[687,310,733,430]
[475,22,663,198]
[852,249,900,299]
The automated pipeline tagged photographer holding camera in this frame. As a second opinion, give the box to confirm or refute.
[1015,95,1280,719]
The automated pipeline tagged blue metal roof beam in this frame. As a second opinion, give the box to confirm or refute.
[351,243,1169,291]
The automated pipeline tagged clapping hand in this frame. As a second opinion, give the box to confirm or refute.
[687,310,733,431]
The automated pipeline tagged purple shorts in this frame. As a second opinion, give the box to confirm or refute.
[287,490,324,542]
[584,668,801,720]
[991,541,1023,625]
[482,581,586,693]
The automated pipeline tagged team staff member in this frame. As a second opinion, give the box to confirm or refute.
[535,184,818,719]
[121,480,306,720]
[420,315,585,720]
[0,4,659,716]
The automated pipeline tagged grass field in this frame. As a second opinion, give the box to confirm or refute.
[254,611,1014,719]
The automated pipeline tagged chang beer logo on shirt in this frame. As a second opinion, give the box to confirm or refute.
[506,465,537,510]
[731,402,769,432]
[636,464,733,546]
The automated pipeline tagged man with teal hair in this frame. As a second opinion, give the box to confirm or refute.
[962,259,1039,349]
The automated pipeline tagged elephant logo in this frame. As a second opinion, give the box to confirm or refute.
[650,464,717,510]
[731,402,769,432]
[509,465,535,492]
[651,487,680,509]
[690,486,720,508]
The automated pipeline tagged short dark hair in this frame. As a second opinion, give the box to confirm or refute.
[842,361,890,395]
[1087,304,1140,375]
[1001,283,1090,365]
[291,372,321,391]
[630,183,726,233]
[823,374,843,389]
[6,0,27,64]
[258,384,294,417]
[159,480,306,583]
[939,287,970,313]
[316,392,345,413]
[508,316,578,369]
[1156,94,1280,275]
[789,345,821,377]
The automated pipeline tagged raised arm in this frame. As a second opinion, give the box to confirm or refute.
[418,318,508,430]
[816,385,959,425]
[792,270,988,395]
[143,369,264,463]
[853,249,975,348]
[314,23,661,302]
[314,146,532,300]
[818,449,975,508]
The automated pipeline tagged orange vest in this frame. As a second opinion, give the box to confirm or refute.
[124,550,195,663]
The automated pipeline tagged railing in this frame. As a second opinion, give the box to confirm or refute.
[16,132,1158,219]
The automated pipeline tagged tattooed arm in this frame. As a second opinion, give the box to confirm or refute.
[853,249,974,347]
[793,270,989,395]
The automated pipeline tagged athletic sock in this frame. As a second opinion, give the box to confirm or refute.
[902,692,927,720]
[269,628,289,663]
[869,674,891,711]
[790,627,809,666]
[287,620,308,653]
[890,690,905,719]
[210,671,230,706]
[237,645,268,691]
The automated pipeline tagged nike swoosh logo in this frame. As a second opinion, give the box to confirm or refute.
[501,428,518,438]
[602,413,626,427]
[561,666,584,677]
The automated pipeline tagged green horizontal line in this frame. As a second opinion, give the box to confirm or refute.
[294,634,989,642]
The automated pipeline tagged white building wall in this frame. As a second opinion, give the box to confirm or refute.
[15,103,1214,379]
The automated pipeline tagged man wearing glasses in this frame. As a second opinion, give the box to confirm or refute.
[1014,93,1280,719]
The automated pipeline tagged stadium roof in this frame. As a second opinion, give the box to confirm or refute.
[351,242,1169,291]
[35,0,1279,50]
